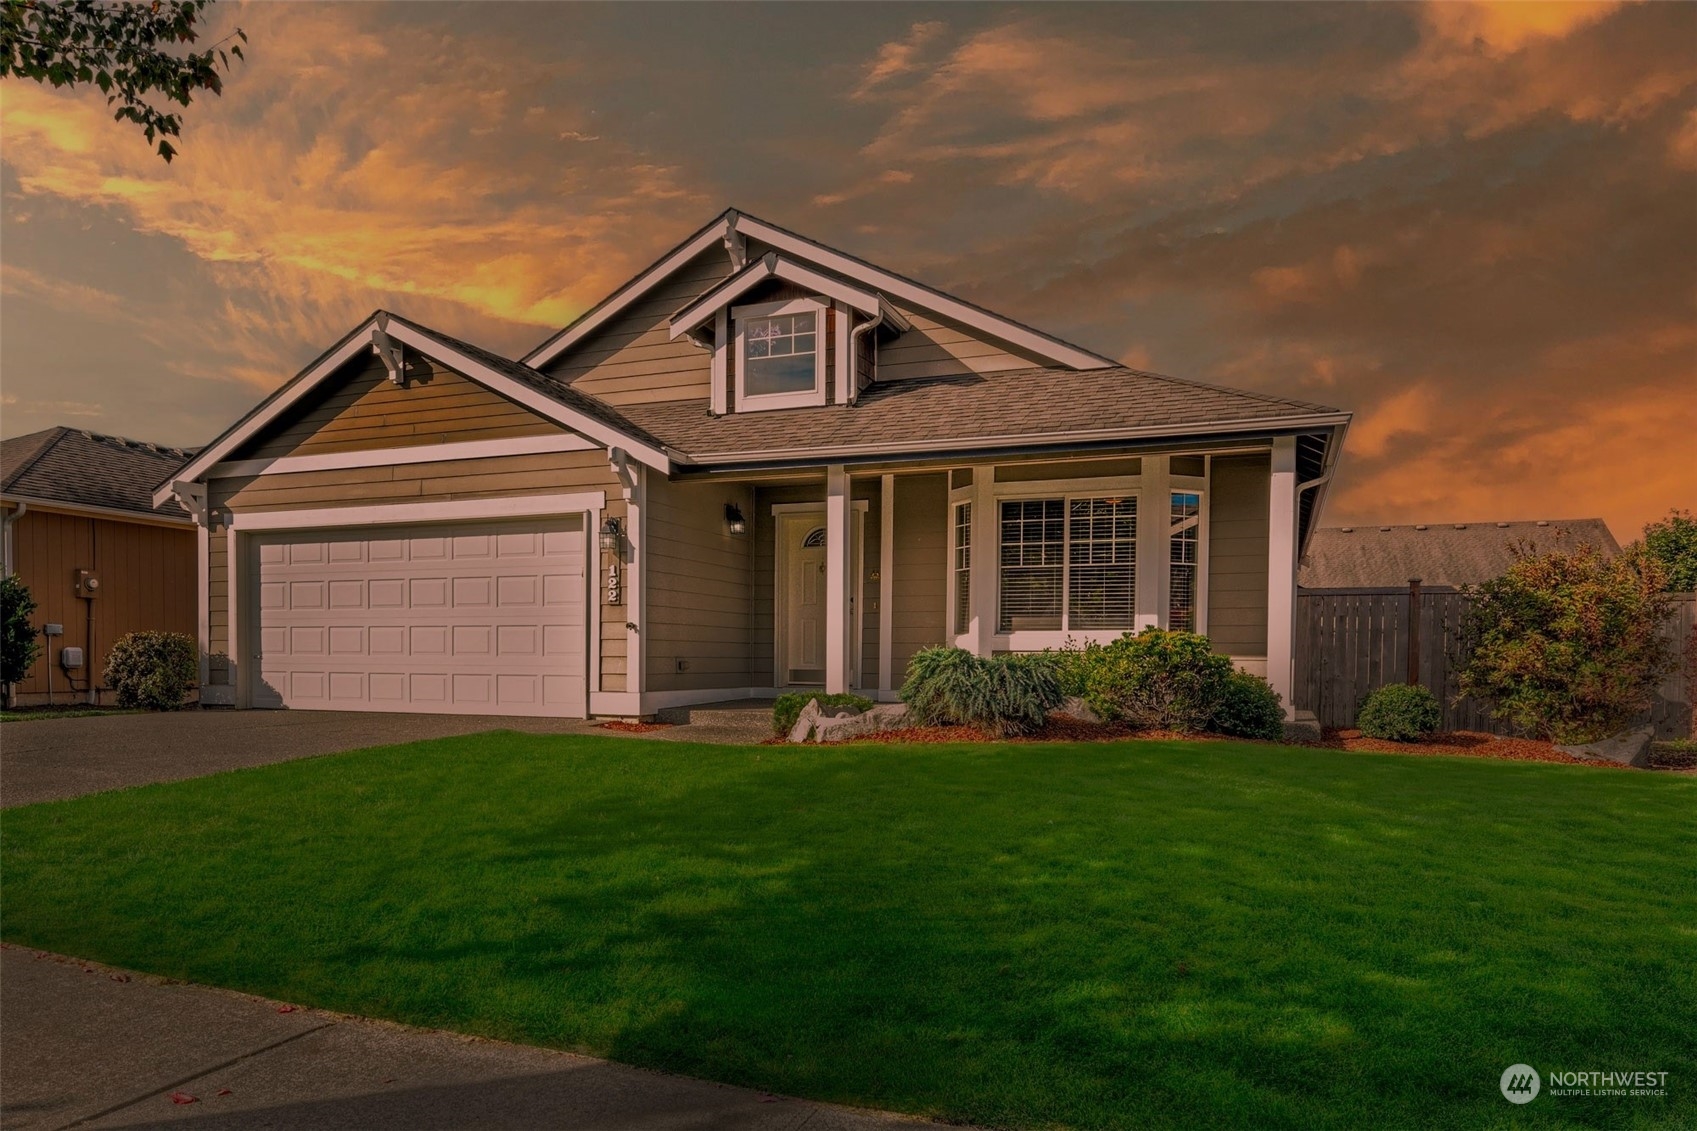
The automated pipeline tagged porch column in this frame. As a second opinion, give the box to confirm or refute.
[1266,436,1298,719]
[825,464,852,693]
[878,474,894,695]
[1135,455,1170,630]
[971,466,996,655]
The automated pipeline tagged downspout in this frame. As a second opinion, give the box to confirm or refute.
[846,312,881,406]
[2,501,25,575]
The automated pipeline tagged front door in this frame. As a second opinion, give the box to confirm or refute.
[777,511,861,687]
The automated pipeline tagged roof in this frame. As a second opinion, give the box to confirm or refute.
[523,208,1118,371]
[2,427,197,521]
[615,366,1345,465]
[1299,519,1620,589]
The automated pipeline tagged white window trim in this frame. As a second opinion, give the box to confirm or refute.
[733,297,828,412]
[1167,478,1211,636]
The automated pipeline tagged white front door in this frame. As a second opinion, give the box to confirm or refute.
[249,517,588,717]
[777,510,861,687]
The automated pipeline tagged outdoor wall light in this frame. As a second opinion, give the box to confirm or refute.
[724,503,747,536]
[599,517,623,552]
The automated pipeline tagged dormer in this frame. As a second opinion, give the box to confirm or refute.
[669,252,911,415]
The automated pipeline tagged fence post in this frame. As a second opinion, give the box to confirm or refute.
[1407,578,1422,687]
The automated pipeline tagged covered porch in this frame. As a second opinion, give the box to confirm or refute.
[634,435,1316,718]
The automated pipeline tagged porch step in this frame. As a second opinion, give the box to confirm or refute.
[656,699,775,728]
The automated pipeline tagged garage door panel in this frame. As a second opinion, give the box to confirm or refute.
[253,517,586,717]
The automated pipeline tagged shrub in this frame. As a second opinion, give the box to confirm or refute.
[1,574,41,690]
[1456,546,1674,744]
[1082,628,1234,733]
[102,631,198,710]
[1045,639,1104,698]
[1639,508,1697,593]
[1210,671,1285,740]
[772,692,873,737]
[900,646,1063,737]
[1356,684,1441,742]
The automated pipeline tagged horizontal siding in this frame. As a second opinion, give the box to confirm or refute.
[644,477,755,693]
[891,473,948,684]
[241,355,562,459]
[546,247,731,405]
[1208,454,1270,657]
[876,305,1041,382]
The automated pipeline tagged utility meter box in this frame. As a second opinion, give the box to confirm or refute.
[74,569,102,598]
[43,623,63,637]
[60,646,84,670]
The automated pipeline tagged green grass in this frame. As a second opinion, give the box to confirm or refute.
[3,735,1693,1129]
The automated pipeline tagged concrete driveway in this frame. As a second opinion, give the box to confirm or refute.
[0,946,931,1130]
[0,710,600,808]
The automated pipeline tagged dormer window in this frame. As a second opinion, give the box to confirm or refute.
[734,298,826,410]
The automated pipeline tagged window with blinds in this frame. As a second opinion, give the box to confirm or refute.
[996,496,1137,633]
[1170,492,1201,632]
[998,499,1064,631]
[953,502,972,635]
[1068,496,1137,629]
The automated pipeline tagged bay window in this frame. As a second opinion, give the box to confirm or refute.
[1169,491,1201,632]
[997,495,1137,633]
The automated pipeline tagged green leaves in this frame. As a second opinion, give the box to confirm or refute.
[0,0,246,161]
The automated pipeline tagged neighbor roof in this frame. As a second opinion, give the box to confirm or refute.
[1299,519,1620,589]
[614,366,1346,465]
[2,427,197,521]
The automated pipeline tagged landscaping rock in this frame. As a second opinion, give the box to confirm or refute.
[1556,727,1653,769]
[787,698,823,744]
[810,702,910,743]
[1051,697,1102,725]
[1282,710,1323,745]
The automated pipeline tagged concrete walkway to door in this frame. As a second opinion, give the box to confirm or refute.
[0,709,601,808]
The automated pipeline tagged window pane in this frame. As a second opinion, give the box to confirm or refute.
[1170,492,1200,632]
[742,313,818,396]
[999,499,1062,631]
[953,502,972,635]
[1068,497,1136,630]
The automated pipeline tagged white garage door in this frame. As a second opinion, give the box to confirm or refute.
[252,517,587,717]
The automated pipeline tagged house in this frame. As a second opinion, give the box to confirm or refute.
[2,427,199,706]
[156,209,1350,720]
[1299,519,1619,590]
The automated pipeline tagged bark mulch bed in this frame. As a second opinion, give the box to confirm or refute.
[596,720,675,734]
[1314,729,1628,768]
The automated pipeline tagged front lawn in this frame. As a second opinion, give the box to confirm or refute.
[3,735,1692,1129]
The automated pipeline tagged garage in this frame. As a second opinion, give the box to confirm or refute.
[250,517,588,717]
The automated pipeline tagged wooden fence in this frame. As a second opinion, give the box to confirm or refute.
[1295,587,1695,738]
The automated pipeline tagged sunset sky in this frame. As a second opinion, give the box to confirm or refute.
[2,1,1693,538]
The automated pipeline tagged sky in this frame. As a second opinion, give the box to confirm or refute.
[1,0,1693,538]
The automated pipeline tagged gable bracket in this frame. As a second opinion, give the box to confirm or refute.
[372,313,406,387]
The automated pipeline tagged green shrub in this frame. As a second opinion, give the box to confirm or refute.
[1639,508,1697,593]
[1456,546,1674,744]
[1210,671,1285,740]
[772,692,873,737]
[2,574,41,689]
[1045,639,1104,698]
[900,646,1063,737]
[102,631,198,710]
[1356,684,1441,741]
[1082,628,1234,733]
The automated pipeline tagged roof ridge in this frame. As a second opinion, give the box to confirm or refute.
[1111,365,1342,415]
[2,426,72,492]
[72,429,198,461]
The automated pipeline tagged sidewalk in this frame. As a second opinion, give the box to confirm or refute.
[0,946,939,1130]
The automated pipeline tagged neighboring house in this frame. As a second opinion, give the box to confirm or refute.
[157,209,1350,720]
[2,427,199,706]
[1300,519,1619,590]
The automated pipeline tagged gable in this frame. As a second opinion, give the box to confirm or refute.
[876,305,1049,381]
[234,352,566,461]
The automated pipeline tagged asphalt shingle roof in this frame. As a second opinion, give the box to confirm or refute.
[1,427,197,520]
[615,367,1342,463]
[1299,519,1620,589]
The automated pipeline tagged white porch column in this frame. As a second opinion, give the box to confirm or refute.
[1135,455,1170,630]
[970,466,997,655]
[878,474,894,695]
[825,464,852,693]
[1266,437,1298,719]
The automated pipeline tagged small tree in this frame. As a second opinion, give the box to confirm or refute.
[1,574,42,701]
[1457,545,1674,744]
[1638,509,1697,593]
[1,0,246,162]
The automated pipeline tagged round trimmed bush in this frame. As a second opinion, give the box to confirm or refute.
[1356,683,1441,741]
[1210,671,1285,740]
[1082,628,1234,733]
[103,631,198,710]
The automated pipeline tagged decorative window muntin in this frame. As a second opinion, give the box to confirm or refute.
[1068,496,1137,630]
[952,502,972,635]
[733,298,826,409]
[1169,491,1201,632]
